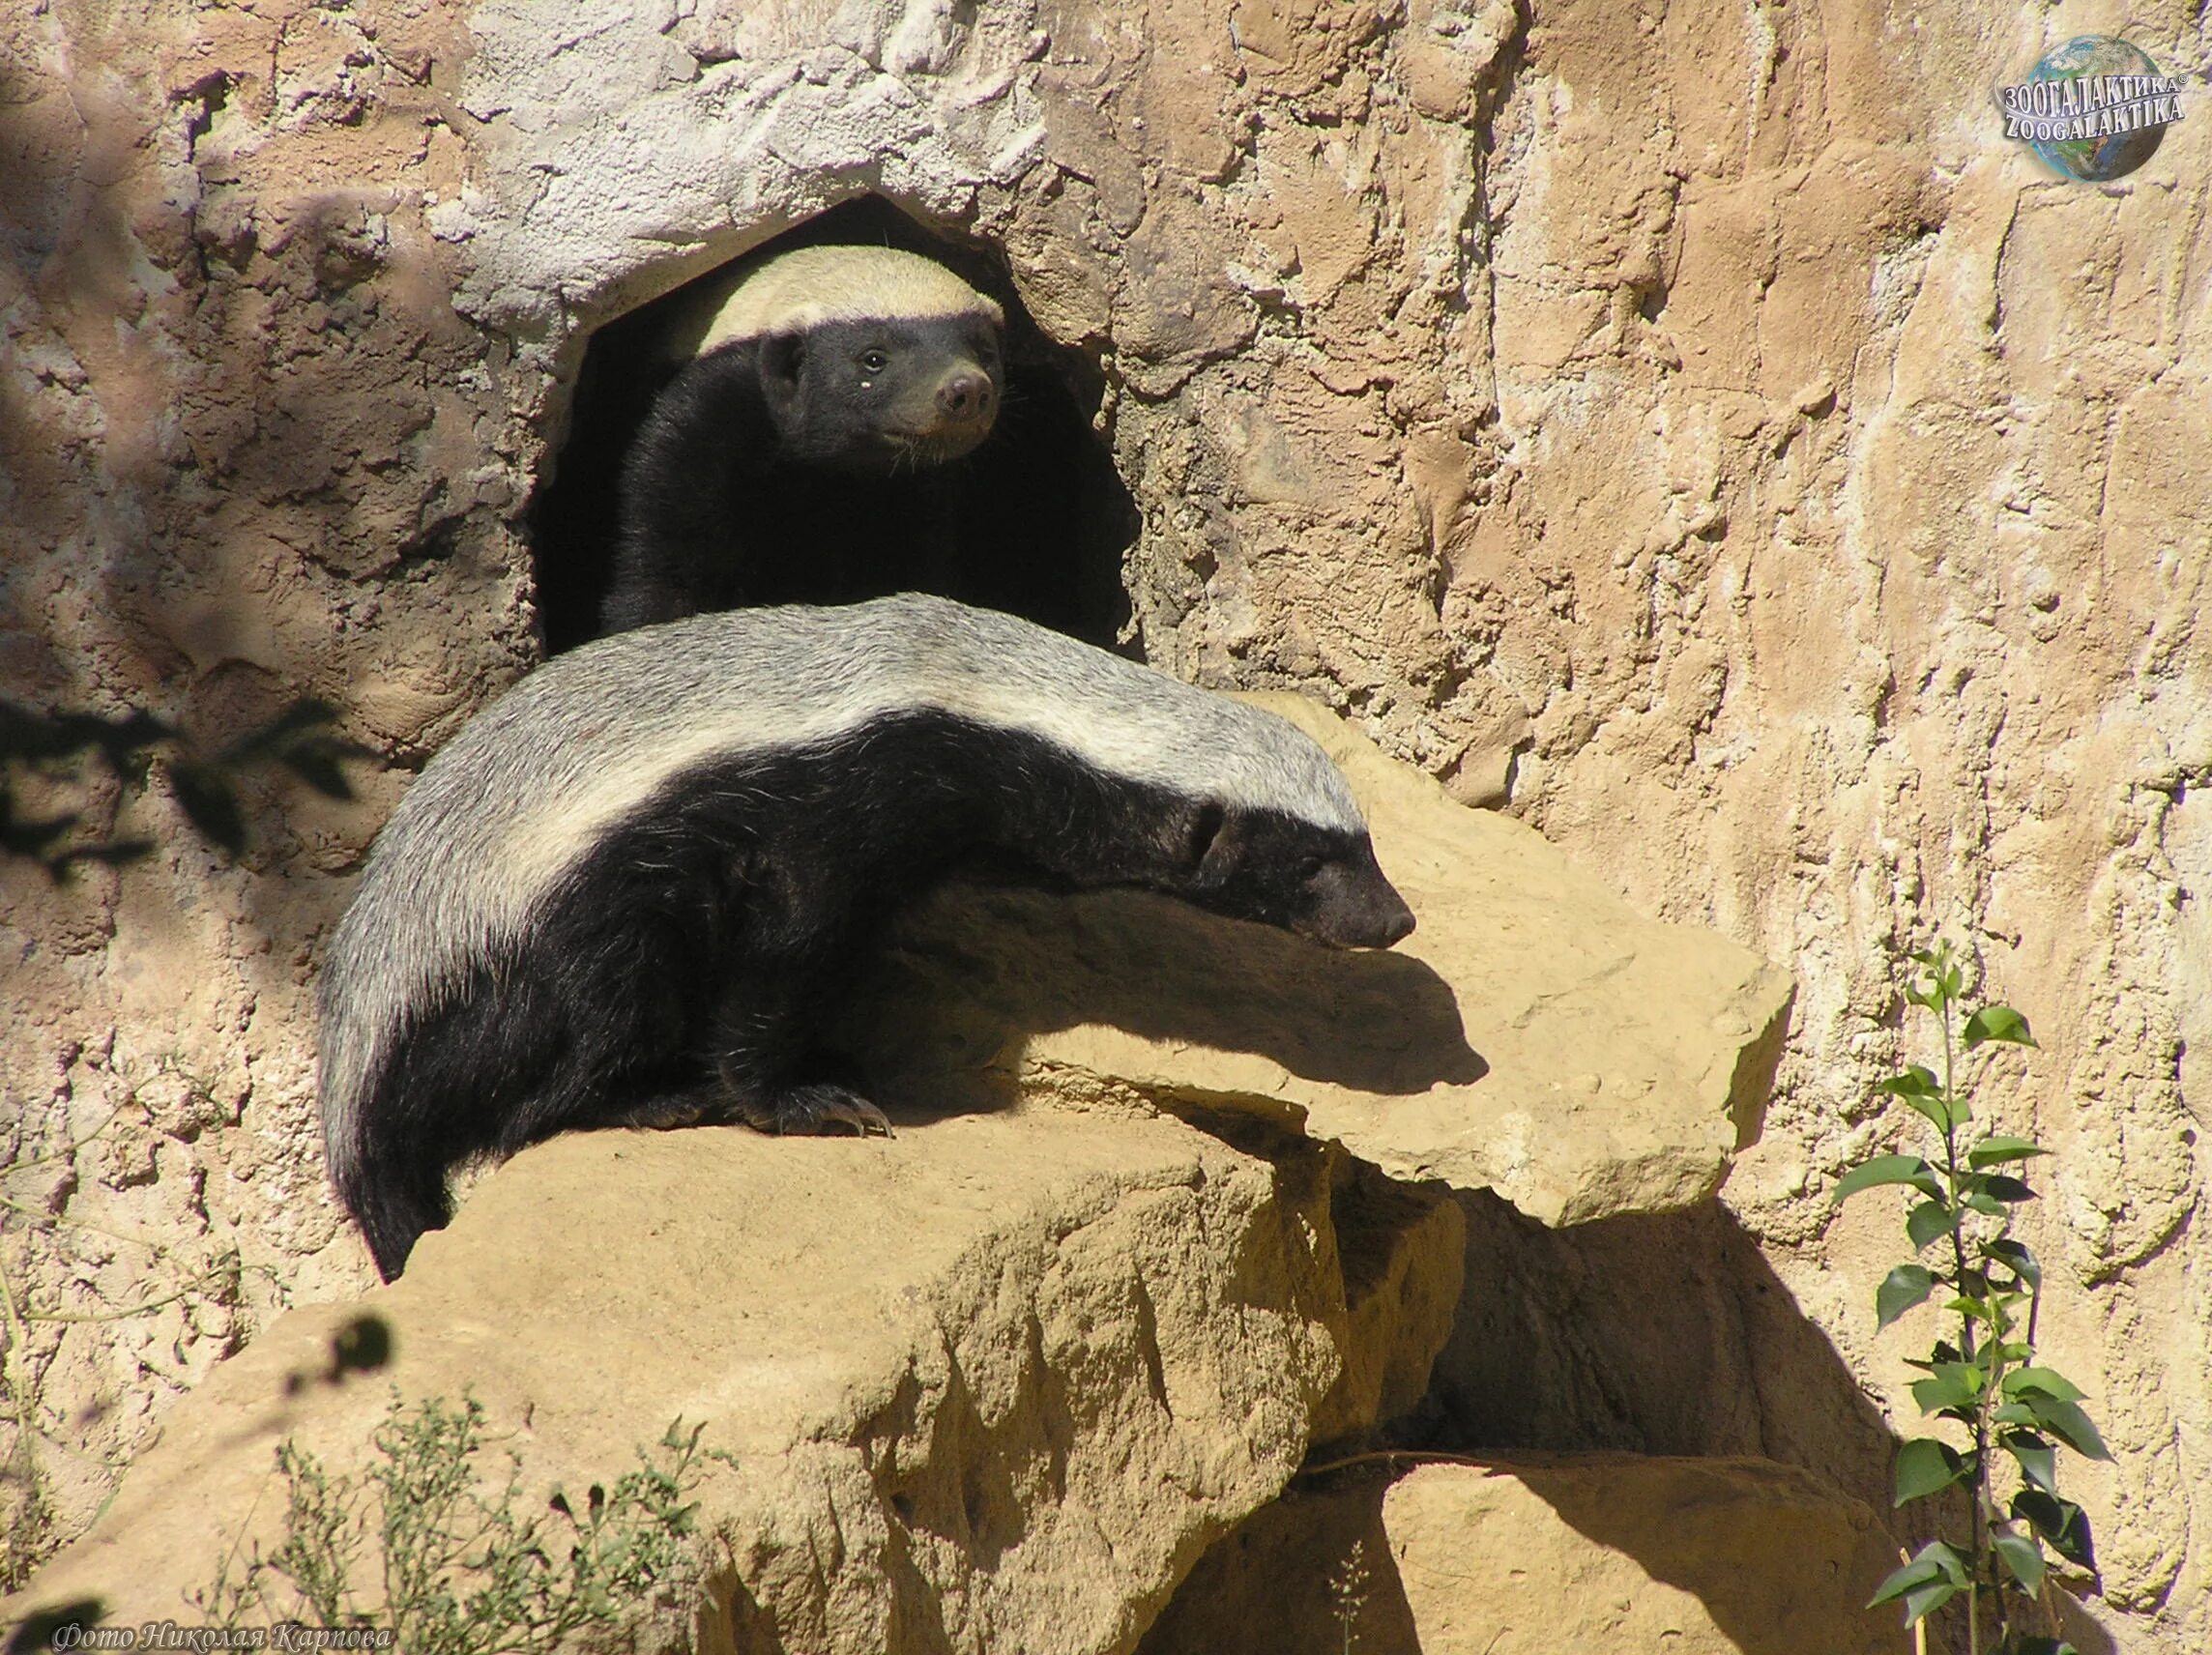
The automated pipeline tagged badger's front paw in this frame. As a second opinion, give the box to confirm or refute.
[766,1083,895,1138]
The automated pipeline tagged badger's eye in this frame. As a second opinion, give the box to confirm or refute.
[1298,855,1327,882]
[859,349,890,375]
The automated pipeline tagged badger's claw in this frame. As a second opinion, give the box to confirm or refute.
[617,1089,717,1130]
[771,1084,895,1139]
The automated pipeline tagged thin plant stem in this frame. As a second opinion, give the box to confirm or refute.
[1935,985,1987,1655]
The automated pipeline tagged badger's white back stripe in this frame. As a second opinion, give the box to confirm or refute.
[662,246,1004,363]
[319,596,1368,1167]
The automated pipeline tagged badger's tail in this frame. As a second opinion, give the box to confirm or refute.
[338,1150,450,1283]
[320,1021,452,1283]
[324,1107,451,1283]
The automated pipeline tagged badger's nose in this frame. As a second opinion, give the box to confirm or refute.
[936,370,996,426]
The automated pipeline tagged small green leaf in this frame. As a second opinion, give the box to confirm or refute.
[1875,1065,1941,1098]
[2026,1395,2111,1461]
[1985,1236,2042,1290]
[1873,1068,1952,1134]
[1903,1090,1965,1134]
[1982,1173,2038,1203]
[1911,1363,1984,1414]
[1993,1528,2048,1595]
[1964,1004,2037,1048]
[2014,1489,2097,1571]
[1901,1576,1958,1625]
[2004,1367,2086,1404]
[1834,1155,1943,1204]
[2002,1430,2059,1494]
[1869,1539,1969,1620]
[1962,1190,2010,1216]
[1866,1555,1935,1609]
[1893,1437,1966,1504]
[1926,1537,1970,1586]
[1968,1135,2049,1167]
[1906,1199,1957,1251]
[1877,1264,1936,1329]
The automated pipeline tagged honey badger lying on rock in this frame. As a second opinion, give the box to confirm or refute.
[600,245,1007,634]
[319,595,1416,1280]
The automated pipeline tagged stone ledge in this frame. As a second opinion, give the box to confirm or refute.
[842,695,1794,1227]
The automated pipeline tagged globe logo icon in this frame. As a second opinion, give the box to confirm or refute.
[2001,36,2185,183]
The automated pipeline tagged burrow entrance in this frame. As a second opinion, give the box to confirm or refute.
[528,196,1139,655]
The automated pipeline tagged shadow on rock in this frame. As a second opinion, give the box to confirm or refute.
[1404,1194,2116,1655]
[830,877,1486,1119]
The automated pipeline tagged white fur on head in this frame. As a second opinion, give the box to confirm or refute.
[661,245,1004,363]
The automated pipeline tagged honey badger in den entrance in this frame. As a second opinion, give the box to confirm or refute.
[599,244,1008,635]
[319,596,1416,1281]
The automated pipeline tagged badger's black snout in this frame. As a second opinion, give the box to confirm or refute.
[1302,855,1417,950]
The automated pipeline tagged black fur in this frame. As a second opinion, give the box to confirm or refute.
[341,709,1406,1278]
[601,313,1004,634]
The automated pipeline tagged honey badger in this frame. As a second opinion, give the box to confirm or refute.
[319,596,1416,1279]
[599,245,1007,634]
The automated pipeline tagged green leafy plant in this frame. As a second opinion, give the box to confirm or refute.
[1838,941,2107,1655]
[0,1084,275,1590]
[195,1392,721,1654]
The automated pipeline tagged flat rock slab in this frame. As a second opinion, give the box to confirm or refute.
[11,1108,1463,1655]
[844,695,1794,1226]
[1385,1457,1901,1655]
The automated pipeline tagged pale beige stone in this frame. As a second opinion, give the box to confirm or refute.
[840,696,1793,1228]
[7,1110,1462,1652]
[1384,1458,1903,1655]
[4,0,2206,1644]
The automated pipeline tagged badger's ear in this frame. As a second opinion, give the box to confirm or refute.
[759,333,805,407]
[1185,801,1241,882]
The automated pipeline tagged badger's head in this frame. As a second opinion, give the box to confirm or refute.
[1176,801,1416,950]
[678,244,1007,474]
[759,308,1003,472]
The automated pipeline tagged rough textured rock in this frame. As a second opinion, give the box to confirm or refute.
[1415,1194,1901,1506]
[1135,1473,1426,1655]
[1383,1458,1904,1655]
[1136,1453,1910,1655]
[6,1108,1464,1651]
[843,694,1792,1226]
[4,0,2207,1645]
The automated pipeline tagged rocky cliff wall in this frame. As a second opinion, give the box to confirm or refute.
[2,0,2204,1646]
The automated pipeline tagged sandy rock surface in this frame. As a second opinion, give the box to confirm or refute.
[7,1109,1463,1651]
[1383,1457,1905,1655]
[4,0,2206,1644]
[845,694,1792,1226]
[1136,1453,1910,1655]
